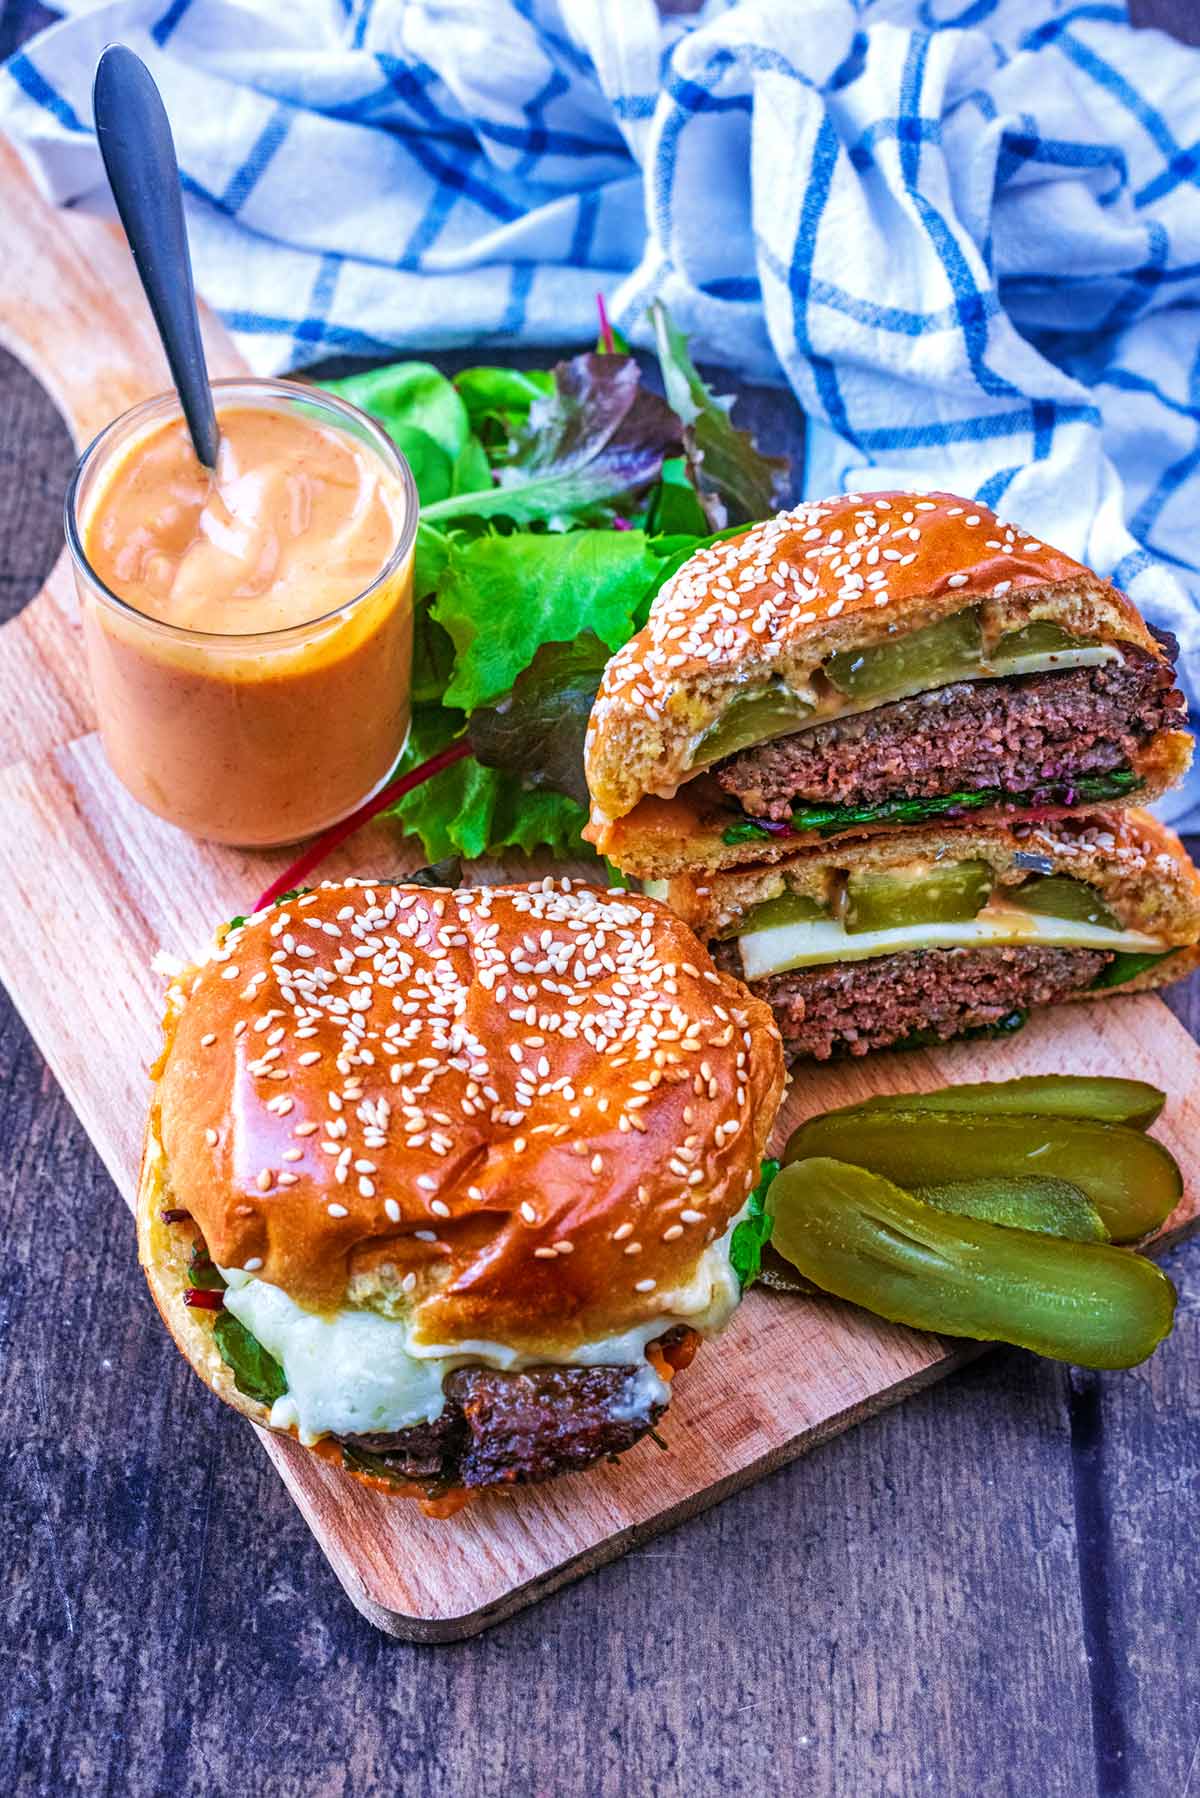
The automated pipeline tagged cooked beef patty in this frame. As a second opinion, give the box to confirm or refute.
[340,1338,686,1491]
[716,653,1183,821]
[737,944,1111,1061]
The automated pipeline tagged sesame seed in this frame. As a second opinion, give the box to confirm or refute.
[297,1050,322,1066]
[430,1198,451,1218]
[204,1127,218,1147]
[327,1203,349,1218]
[243,1257,263,1272]
[384,1199,401,1223]
[200,1033,216,1048]
[520,1201,537,1224]
[256,1169,273,1191]
[634,1279,656,1293]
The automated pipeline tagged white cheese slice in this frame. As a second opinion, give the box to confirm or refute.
[218,1209,743,1446]
[738,904,1164,982]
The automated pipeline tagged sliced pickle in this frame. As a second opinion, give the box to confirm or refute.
[915,1176,1109,1243]
[783,1109,1181,1242]
[738,890,828,934]
[847,1075,1165,1131]
[823,608,982,699]
[1009,875,1119,929]
[990,620,1081,658]
[767,1158,1176,1370]
[844,860,991,935]
[695,681,814,765]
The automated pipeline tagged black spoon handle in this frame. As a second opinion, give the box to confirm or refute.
[93,45,220,470]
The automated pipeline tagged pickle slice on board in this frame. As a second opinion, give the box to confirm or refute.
[1008,875,1119,928]
[767,1159,1176,1369]
[695,682,814,765]
[843,1075,1165,1131]
[783,1109,1181,1242]
[823,609,982,699]
[915,1177,1109,1243]
[843,860,991,934]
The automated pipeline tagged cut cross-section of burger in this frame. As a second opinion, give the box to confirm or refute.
[650,809,1200,1062]
[584,492,1190,878]
[138,878,784,1509]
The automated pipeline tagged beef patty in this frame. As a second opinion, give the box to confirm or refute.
[735,944,1111,1061]
[715,652,1183,821]
[340,1334,689,1491]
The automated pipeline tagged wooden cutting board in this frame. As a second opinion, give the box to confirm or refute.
[2,136,1197,1641]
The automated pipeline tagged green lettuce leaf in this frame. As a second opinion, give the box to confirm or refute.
[323,361,470,461]
[453,365,554,451]
[730,1159,780,1290]
[186,1240,226,1292]
[433,529,662,712]
[213,1312,288,1406]
[650,301,788,527]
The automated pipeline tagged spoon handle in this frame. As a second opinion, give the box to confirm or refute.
[93,45,220,470]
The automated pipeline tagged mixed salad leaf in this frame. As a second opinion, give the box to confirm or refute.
[320,307,789,865]
[730,1158,781,1290]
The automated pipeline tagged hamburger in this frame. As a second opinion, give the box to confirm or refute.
[652,807,1200,1061]
[584,491,1191,877]
[138,877,784,1509]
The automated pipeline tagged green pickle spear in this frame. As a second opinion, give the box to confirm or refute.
[695,681,814,764]
[783,1108,1180,1241]
[915,1176,1109,1243]
[843,1074,1165,1131]
[1008,875,1119,928]
[824,609,982,699]
[844,860,991,934]
[768,1159,1176,1369]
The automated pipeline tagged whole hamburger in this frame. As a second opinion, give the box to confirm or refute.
[139,877,784,1509]
[584,490,1191,877]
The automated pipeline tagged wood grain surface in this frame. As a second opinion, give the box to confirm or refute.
[3,2,1200,1791]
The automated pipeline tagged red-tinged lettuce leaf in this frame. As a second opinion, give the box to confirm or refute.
[422,352,682,529]
[431,528,664,712]
[468,634,612,808]
[387,705,588,863]
[650,301,789,527]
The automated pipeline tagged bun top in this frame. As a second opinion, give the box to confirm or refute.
[153,878,784,1352]
[585,490,1165,831]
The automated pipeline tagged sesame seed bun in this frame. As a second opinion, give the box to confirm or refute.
[584,490,1185,847]
[661,806,1200,975]
[139,878,785,1493]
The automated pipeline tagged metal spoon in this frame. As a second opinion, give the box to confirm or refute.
[93,44,220,469]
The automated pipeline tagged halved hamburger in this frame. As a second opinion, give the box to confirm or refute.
[138,877,784,1509]
[651,808,1200,1062]
[584,491,1190,877]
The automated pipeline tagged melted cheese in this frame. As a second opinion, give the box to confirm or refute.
[219,1212,743,1445]
[738,903,1164,982]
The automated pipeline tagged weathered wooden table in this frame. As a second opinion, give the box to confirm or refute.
[3,4,1198,1793]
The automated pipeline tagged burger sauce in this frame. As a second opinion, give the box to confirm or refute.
[74,392,414,846]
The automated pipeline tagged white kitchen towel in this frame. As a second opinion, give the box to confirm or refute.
[4,0,1199,823]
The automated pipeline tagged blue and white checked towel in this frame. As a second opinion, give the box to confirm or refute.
[4,0,1200,824]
